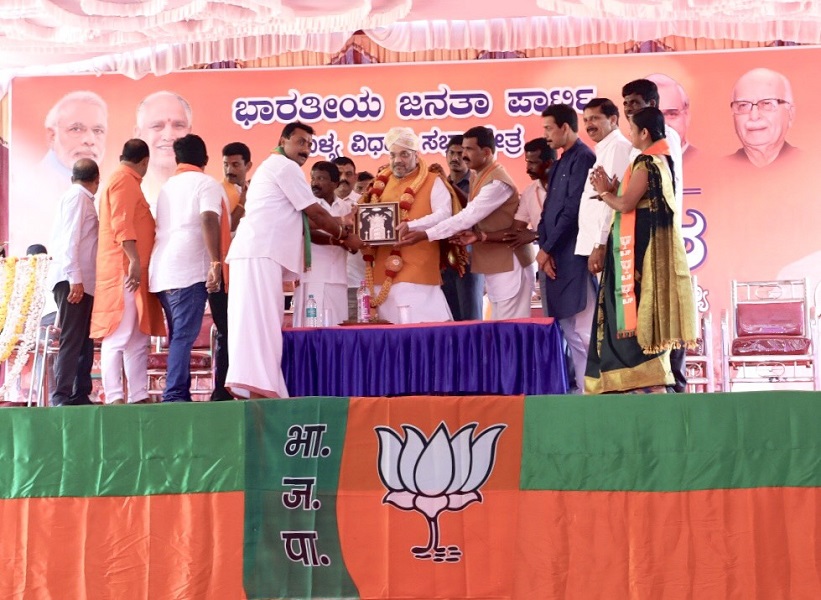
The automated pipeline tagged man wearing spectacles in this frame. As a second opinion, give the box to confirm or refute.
[646,73,696,160]
[33,90,108,251]
[730,68,797,168]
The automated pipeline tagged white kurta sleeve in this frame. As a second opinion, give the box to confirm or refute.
[406,178,452,231]
[425,180,512,242]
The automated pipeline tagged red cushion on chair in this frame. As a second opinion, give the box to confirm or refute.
[731,335,812,355]
[736,302,804,336]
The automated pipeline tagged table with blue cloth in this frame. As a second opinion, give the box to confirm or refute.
[281,317,568,397]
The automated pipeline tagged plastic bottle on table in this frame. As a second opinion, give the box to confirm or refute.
[305,294,318,327]
[357,280,371,323]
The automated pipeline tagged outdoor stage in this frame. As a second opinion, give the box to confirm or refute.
[1,391,819,599]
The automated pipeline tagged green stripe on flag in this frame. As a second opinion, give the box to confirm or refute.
[244,397,358,600]
[0,403,245,499]
[521,392,821,492]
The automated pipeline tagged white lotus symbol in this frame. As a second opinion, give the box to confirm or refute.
[375,422,505,562]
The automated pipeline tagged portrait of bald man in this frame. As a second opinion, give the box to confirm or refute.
[133,90,193,212]
[646,73,696,159]
[729,68,797,168]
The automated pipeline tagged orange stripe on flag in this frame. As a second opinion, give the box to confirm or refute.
[0,492,245,600]
[515,488,821,599]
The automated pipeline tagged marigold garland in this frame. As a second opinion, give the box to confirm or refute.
[0,257,18,333]
[362,158,430,317]
[0,255,50,399]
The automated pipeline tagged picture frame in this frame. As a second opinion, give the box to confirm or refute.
[355,202,400,246]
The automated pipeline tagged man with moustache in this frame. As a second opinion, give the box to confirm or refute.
[429,134,484,321]
[203,141,254,401]
[508,138,554,315]
[729,68,797,168]
[293,161,357,326]
[225,122,350,398]
[622,79,688,392]
[360,126,456,324]
[92,139,166,405]
[538,104,597,393]
[332,156,366,321]
[134,90,193,213]
[399,126,534,320]
[577,98,633,276]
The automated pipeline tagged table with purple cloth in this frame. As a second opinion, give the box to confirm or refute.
[281,317,568,397]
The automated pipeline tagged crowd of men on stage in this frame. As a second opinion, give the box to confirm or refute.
[44,76,687,405]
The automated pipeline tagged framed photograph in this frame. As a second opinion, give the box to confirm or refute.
[355,202,400,246]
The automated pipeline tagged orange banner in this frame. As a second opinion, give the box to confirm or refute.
[0,492,245,599]
[10,46,821,347]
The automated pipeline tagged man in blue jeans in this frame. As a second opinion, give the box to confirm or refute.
[148,134,225,401]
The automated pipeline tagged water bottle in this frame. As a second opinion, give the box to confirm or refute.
[305,294,318,327]
[356,280,371,323]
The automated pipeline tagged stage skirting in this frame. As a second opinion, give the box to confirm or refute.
[281,318,569,397]
[1,393,820,599]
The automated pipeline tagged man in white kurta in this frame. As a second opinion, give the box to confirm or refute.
[398,126,534,320]
[225,122,349,398]
[293,161,353,326]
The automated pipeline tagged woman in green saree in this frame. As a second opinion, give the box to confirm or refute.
[586,107,697,394]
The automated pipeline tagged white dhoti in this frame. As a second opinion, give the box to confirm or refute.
[558,276,597,393]
[293,281,348,326]
[226,257,289,398]
[100,281,150,403]
[487,260,535,321]
[375,282,452,324]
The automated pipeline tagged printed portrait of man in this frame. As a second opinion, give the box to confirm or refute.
[133,90,193,210]
[646,73,695,158]
[39,90,108,184]
[729,68,797,168]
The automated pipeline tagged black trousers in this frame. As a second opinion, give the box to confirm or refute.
[670,347,688,393]
[51,281,94,406]
[208,284,231,400]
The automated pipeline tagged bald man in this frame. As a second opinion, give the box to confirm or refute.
[730,68,797,168]
[646,73,696,158]
[134,90,193,211]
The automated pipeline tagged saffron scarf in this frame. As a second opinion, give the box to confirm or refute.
[612,139,670,338]
[175,163,232,290]
[272,146,312,271]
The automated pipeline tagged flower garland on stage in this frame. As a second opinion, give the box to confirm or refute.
[362,158,430,316]
[0,255,50,398]
[0,257,17,333]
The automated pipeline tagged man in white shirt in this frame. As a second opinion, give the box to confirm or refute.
[577,98,634,276]
[510,138,555,316]
[622,79,687,391]
[398,126,535,320]
[293,161,357,326]
[332,156,365,321]
[47,158,100,406]
[225,122,350,398]
[148,134,224,402]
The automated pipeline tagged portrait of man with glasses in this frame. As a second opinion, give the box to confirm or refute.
[646,73,697,161]
[730,67,797,168]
